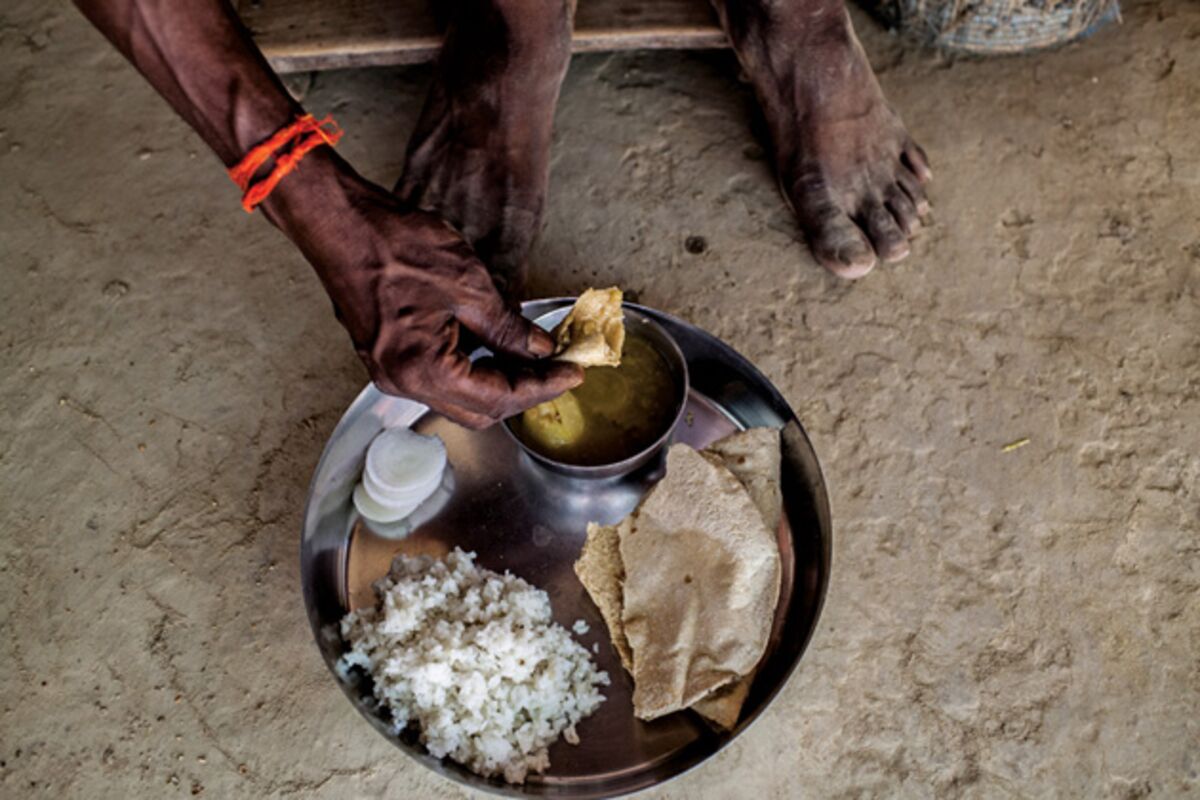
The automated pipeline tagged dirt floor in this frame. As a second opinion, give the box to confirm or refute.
[2,0,1198,797]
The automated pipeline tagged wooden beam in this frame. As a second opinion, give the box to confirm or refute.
[235,0,728,73]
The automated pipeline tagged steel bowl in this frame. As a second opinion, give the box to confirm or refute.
[503,305,690,480]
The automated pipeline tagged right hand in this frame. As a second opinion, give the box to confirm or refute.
[266,153,583,429]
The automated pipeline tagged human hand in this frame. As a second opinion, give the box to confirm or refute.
[265,153,582,428]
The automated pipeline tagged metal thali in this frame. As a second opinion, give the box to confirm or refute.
[300,299,832,798]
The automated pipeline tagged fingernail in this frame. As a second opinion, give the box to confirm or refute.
[529,328,554,357]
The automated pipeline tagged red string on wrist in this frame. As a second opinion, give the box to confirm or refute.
[227,114,343,213]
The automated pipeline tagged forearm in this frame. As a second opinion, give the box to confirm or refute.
[73,0,373,271]
[73,0,301,167]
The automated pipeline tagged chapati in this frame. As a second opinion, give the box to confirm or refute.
[620,444,781,720]
[552,287,625,367]
[574,520,634,671]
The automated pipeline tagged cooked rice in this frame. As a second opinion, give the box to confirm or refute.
[336,548,608,784]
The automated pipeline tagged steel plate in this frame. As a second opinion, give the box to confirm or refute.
[300,300,832,798]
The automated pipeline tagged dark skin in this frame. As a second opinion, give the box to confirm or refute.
[396,0,932,282]
[396,0,576,299]
[73,0,583,430]
[712,0,933,277]
[74,0,931,425]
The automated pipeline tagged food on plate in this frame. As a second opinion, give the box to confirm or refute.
[337,548,609,784]
[574,428,783,727]
[520,391,586,449]
[690,427,783,728]
[354,428,446,525]
[512,335,679,466]
[703,426,783,535]
[622,443,780,720]
[575,519,634,670]
[551,287,625,367]
[689,673,754,731]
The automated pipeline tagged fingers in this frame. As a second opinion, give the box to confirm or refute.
[365,348,499,429]
[440,251,552,360]
[444,356,584,419]
[420,352,583,422]
[455,289,556,359]
[428,399,496,431]
[370,371,503,430]
[438,358,584,427]
[373,360,580,430]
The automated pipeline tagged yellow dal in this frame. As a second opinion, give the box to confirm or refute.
[511,335,679,466]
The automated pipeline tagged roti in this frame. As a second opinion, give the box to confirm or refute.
[574,428,784,727]
[574,520,634,671]
[552,287,625,367]
[704,426,783,535]
[690,427,783,728]
[620,444,781,721]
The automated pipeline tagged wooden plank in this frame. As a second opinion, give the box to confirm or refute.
[235,0,727,73]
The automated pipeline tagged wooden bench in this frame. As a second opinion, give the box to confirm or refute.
[235,0,727,73]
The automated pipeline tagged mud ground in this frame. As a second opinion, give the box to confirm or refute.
[1,0,1197,797]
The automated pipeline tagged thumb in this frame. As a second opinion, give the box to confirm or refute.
[457,293,555,359]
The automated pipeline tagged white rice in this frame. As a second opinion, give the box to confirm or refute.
[336,548,609,784]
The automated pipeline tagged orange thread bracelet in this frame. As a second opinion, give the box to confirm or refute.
[227,114,343,213]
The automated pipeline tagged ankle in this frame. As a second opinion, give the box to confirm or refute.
[719,0,853,51]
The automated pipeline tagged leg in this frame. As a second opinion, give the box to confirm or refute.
[396,0,575,298]
[712,0,932,278]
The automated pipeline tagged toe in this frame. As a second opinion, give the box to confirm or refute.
[785,173,878,279]
[896,166,931,217]
[902,142,933,183]
[884,184,920,237]
[808,213,878,280]
[860,200,910,263]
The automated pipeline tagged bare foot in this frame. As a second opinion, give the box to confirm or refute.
[713,0,933,278]
[396,0,575,297]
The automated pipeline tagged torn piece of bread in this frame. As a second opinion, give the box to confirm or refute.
[552,288,625,367]
[690,679,754,731]
[573,520,633,671]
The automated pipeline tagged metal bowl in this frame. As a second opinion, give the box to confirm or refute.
[300,300,832,798]
[503,306,690,480]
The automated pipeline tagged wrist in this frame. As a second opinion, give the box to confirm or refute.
[254,146,386,348]
[257,145,358,236]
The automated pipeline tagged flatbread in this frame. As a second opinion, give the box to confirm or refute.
[704,427,783,535]
[690,427,784,729]
[552,288,625,367]
[574,520,633,670]
[690,679,753,730]
[573,428,784,728]
[620,444,781,721]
